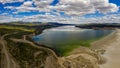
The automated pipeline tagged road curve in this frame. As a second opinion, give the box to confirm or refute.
[10,38,58,59]
[0,33,20,68]
[0,33,12,68]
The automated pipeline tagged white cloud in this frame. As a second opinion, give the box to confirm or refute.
[53,0,119,16]
[21,13,120,24]
[0,15,22,23]
[0,0,24,4]
[12,1,38,12]
[22,1,33,7]
[33,0,53,8]
[7,0,54,12]
[4,0,119,16]
[91,0,118,14]
[31,0,53,12]
[4,1,35,13]
[17,1,34,11]
[1,0,120,24]
[1,13,120,24]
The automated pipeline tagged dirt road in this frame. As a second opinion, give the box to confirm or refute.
[10,38,58,59]
[0,33,20,68]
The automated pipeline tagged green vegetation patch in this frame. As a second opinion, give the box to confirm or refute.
[3,29,48,68]
[6,38,48,68]
[55,37,106,56]
[0,25,50,68]
[0,25,35,32]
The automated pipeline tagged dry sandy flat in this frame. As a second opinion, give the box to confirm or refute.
[98,29,120,68]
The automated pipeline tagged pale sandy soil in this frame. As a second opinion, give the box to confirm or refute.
[92,29,120,68]
[100,29,120,68]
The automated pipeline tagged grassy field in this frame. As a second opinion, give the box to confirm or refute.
[0,25,35,32]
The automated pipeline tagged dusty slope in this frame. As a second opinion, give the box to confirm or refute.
[100,29,120,68]
[91,29,120,68]
[58,46,105,68]
[0,33,20,68]
[0,29,107,68]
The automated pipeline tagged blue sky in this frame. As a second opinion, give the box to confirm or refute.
[109,0,120,6]
[0,0,120,24]
[0,0,59,16]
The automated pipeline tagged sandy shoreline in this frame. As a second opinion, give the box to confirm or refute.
[92,29,120,68]
[91,30,117,49]
[60,29,120,68]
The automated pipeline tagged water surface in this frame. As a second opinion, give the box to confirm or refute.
[33,26,114,55]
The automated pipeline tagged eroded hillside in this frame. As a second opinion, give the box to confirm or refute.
[0,24,104,68]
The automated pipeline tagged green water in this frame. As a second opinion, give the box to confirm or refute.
[33,26,114,56]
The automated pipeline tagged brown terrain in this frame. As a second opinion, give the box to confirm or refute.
[0,33,20,68]
[92,29,120,68]
[1,29,119,68]
[0,32,104,68]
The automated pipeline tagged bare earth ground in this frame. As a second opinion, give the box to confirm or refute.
[1,29,120,68]
[0,33,20,68]
[92,29,120,68]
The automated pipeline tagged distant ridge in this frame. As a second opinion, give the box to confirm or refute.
[0,21,75,26]
[75,23,120,29]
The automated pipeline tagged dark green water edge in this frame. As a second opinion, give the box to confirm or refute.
[57,32,114,56]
